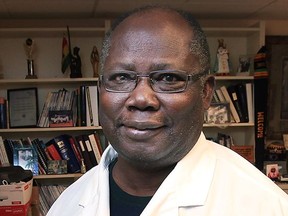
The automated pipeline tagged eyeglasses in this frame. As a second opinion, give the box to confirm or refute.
[100,70,206,93]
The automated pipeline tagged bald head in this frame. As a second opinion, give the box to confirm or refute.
[100,6,210,74]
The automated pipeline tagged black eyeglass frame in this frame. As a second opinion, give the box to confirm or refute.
[99,70,207,93]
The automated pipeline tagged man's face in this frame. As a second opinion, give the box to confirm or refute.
[99,10,213,169]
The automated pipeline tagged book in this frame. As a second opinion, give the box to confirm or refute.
[0,136,10,166]
[215,89,225,102]
[220,86,241,123]
[3,139,14,164]
[32,138,48,174]
[68,136,83,165]
[227,84,246,122]
[82,134,98,166]
[235,83,249,123]
[88,133,102,164]
[86,86,99,127]
[79,86,87,126]
[52,135,81,173]
[0,97,7,129]
[245,83,254,123]
[37,92,53,127]
[75,135,93,170]
[45,142,62,161]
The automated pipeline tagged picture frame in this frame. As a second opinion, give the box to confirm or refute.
[13,147,38,175]
[205,103,230,124]
[237,54,253,76]
[7,88,38,128]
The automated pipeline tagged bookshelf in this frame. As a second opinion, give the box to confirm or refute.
[201,21,265,165]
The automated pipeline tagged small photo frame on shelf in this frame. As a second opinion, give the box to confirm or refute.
[47,160,68,174]
[237,55,253,76]
[13,147,38,175]
[205,103,230,124]
[266,163,280,181]
[7,87,38,128]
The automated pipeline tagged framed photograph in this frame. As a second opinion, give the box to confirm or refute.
[13,147,38,175]
[205,103,230,124]
[266,164,280,181]
[7,88,38,128]
[237,55,252,76]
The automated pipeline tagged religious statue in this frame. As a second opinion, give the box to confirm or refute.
[24,38,37,79]
[70,46,82,78]
[213,39,231,75]
[90,46,99,77]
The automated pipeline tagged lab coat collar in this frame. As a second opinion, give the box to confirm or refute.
[141,133,216,215]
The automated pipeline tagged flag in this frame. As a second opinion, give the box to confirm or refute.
[61,27,71,73]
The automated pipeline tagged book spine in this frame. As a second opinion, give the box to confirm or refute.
[68,136,83,165]
[220,86,241,123]
[85,86,94,126]
[46,142,62,160]
[227,84,245,122]
[88,85,99,126]
[88,133,102,164]
[245,83,254,123]
[236,83,249,122]
[0,136,10,165]
[3,139,14,164]
[79,86,87,126]
[53,135,81,173]
[75,135,93,170]
[0,97,7,129]
[82,134,98,166]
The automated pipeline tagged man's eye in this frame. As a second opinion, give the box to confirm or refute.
[108,73,134,82]
[156,73,185,82]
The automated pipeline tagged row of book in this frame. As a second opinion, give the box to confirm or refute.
[0,132,107,175]
[37,85,99,128]
[212,83,253,123]
[38,185,68,215]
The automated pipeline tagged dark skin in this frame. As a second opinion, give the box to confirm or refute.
[99,9,214,196]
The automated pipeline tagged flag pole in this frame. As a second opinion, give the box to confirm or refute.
[67,26,72,56]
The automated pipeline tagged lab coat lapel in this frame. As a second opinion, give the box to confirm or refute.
[141,133,216,215]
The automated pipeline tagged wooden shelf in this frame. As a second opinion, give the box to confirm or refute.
[34,173,82,180]
[203,122,254,128]
[214,75,254,80]
[0,126,101,133]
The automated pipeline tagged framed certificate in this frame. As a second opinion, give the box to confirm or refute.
[7,88,38,128]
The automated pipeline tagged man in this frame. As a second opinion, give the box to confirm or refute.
[47,6,288,216]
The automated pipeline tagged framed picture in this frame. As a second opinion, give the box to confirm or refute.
[237,55,252,76]
[13,147,38,175]
[205,103,230,124]
[7,88,38,128]
[266,164,280,181]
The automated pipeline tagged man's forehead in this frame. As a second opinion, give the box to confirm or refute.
[112,8,190,36]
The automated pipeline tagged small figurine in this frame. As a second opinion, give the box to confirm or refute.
[90,46,99,77]
[70,46,82,78]
[24,38,37,79]
[214,39,231,75]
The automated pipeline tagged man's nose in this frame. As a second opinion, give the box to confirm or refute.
[125,78,160,111]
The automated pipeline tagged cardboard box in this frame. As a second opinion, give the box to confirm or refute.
[0,179,33,216]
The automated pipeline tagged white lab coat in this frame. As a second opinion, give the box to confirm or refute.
[47,133,288,216]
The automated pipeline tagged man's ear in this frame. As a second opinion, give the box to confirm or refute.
[202,75,215,110]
